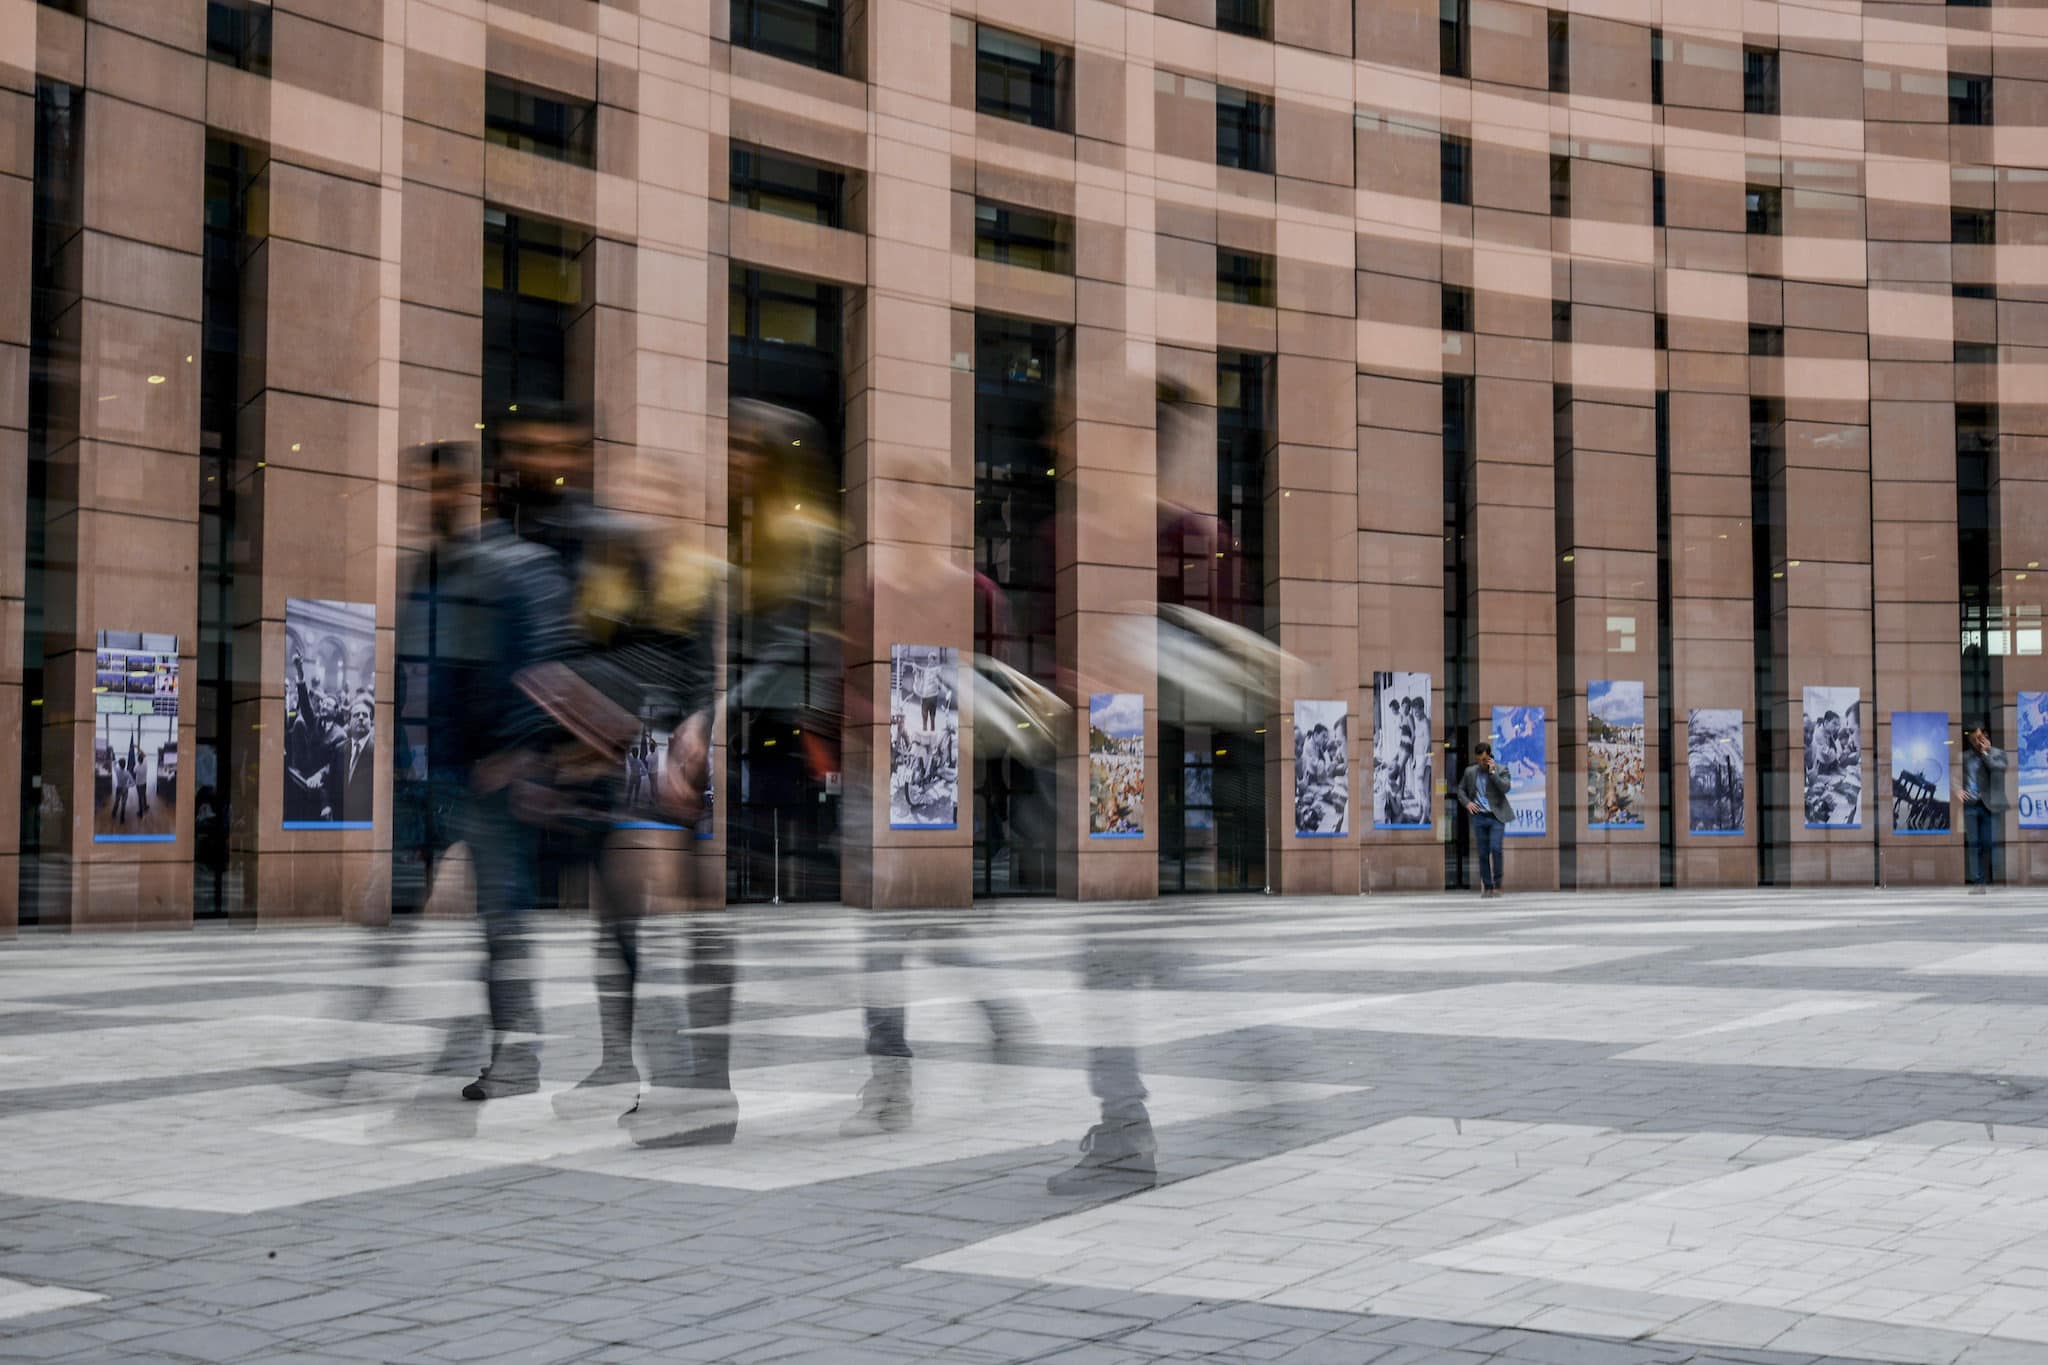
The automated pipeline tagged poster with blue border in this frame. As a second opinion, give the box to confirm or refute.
[1491,705,1547,838]
[1088,692,1145,838]
[94,630,179,844]
[2019,691,2048,829]
[1889,710,1950,835]
[1586,680,1645,830]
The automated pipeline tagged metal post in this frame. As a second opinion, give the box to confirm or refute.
[772,809,782,906]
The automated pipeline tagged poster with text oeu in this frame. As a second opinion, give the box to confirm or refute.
[94,631,179,843]
[1686,708,1745,835]
[1491,705,1547,837]
[284,598,378,830]
[1889,710,1951,835]
[1292,699,1349,836]
[1371,671,1432,830]
[1801,685,1862,830]
[1088,692,1145,838]
[889,644,959,829]
[1586,680,1646,830]
[2020,691,2048,829]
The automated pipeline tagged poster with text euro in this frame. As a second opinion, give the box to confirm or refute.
[1088,692,1144,837]
[94,631,179,843]
[1802,686,1862,830]
[889,644,959,829]
[2021,692,2048,829]
[1491,705,1547,837]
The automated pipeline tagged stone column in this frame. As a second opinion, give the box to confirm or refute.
[43,2,205,927]
[0,1,33,934]
[841,0,972,906]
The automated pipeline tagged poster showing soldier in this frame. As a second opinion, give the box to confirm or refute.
[1687,708,1745,835]
[283,598,377,830]
[1088,692,1145,838]
[1491,705,1547,837]
[1371,671,1432,830]
[1585,680,1646,830]
[2019,691,2048,829]
[889,644,959,829]
[1292,700,1349,837]
[1889,711,1951,835]
[1802,685,1863,830]
[94,630,179,843]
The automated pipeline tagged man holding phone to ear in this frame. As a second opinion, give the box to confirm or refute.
[1459,741,1514,897]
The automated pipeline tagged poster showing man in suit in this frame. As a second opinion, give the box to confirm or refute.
[284,598,377,830]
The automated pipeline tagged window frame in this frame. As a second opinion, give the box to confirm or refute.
[484,76,597,169]
[1949,71,1993,127]
[731,0,841,73]
[1440,0,1469,79]
[1216,248,1276,308]
[1745,184,1782,237]
[973,199,1073,275]
[1216,0,1270,40]
[975,24,1067,131]
[729,144,846,228]
[1547,10,1570,94]
[1440,133,1471,206]
[1216,84,1274,174]
[1743,46,1780,117]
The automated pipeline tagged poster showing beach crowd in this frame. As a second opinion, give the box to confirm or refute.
[1371,671,1432,830]
[94,630,180,843]
[1293,700,1349,836]
[2020,691,2048,829]
[1687,708,1744,835]
[889,644,959,829]
[1088,692,1144,838]
[1491,705,1546,837]
[1888,710,1950,835]
[1802,685,1862,829]
[1585,680,1645,829]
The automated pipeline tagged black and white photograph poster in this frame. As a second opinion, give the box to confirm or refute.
[94,630,179,844]
[889,644,959,829]
[614,713,714,840]
[1889,710,1951,835]
[1686,708,1744,836]
[1802,685,1863,830]
[283,598,377,830]
[1293,699,1349,837]
[1371,670,1432,830]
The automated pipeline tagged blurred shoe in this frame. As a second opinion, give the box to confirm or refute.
[1970,884,1988,895]
[551,1061,641,1119]
[839,1056,913,1136]
[1047,1108,1157,1196]
[620,1087,738,1148]
[460,1042,539,1102]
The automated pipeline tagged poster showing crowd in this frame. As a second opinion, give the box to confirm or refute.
[94,630,180,843]
[1088,692,1145,838]
[283,598,378,830]
[1686,708,1745,835]
[1585,680,1646,830]
[1888,710,1951,835]
[1371,671,1432,830]
[889,644,959,829]
[2020,690,2048,829]
[615,714,715,839]
[1801,685,1863,829]
[1292,699,1349,836]
[1490,705,1547,837]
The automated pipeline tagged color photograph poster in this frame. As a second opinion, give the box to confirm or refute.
[1087,692,1144,838]
[1687,708,1744,836]
[1889,710,1951,835]
[1802,685,1863,830]
[1491,705,1547,837]
[94,630,179,844]
[889,644,958,829]
[1585,680,1646,830]
[1371,671,1432,830]
[2020,691,2048,829]
[284,598,377,830]
[1292,699,1349,837]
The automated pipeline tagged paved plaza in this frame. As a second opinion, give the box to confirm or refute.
[7,889,2048,1363]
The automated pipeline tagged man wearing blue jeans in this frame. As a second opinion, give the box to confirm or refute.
[1961,724,2008,894]
[1459,741,1514,897]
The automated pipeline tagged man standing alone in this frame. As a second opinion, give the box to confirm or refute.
[1459,741,1513,897]
[1962,724,2008,893]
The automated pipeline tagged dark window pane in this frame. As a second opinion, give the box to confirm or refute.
[976,26,1065,130]
[1440,134,1470,205]
[1952,206,1995,245]
[1552,299,1572,345]
[1748,325,1783,358]
[974,200,1072,274]
[1653,169,1666,227]
[1743,46,1779,116]
[1440,0,1468,78]
[1954,282,1996,301]
[1955,340,1998,367]
[1950,72,1993,126]
[1547,10,1569,93]
[1442,284,1472,333]
[1650,27,1664,105]
[485,78,596,168]
[1216,85,1273,173]
[206,0,273,75]
[1746,184,1781,236]
[732,0,840,72]
[1217,249,1275,307]
[1550,154,1571,218]
[1216,0,1269,39]
[730,145,845,227]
